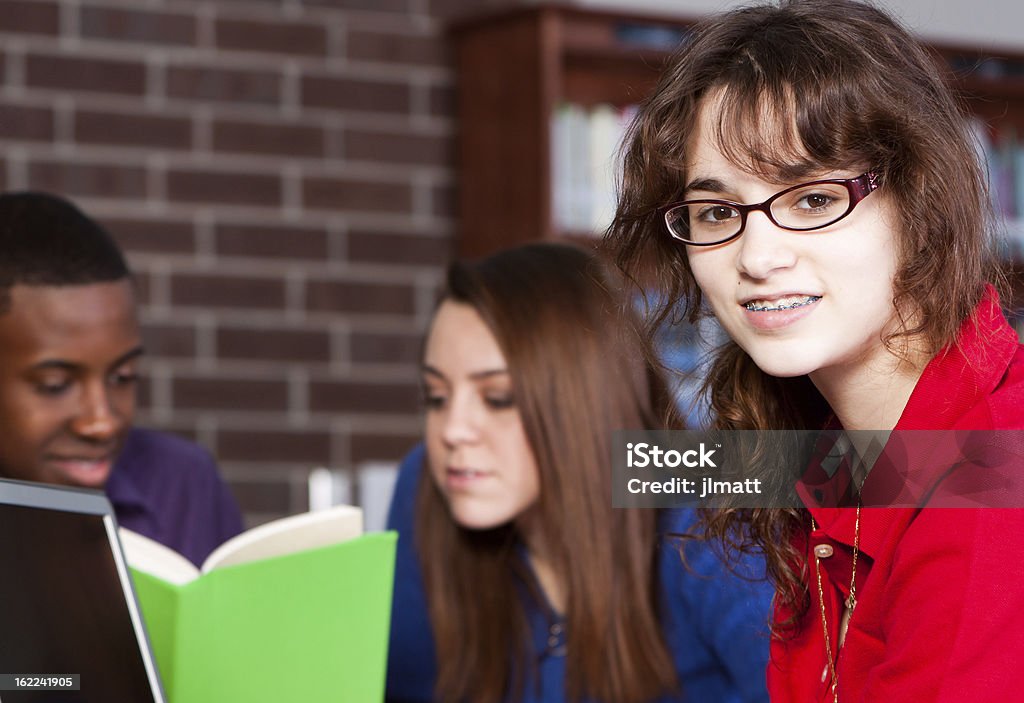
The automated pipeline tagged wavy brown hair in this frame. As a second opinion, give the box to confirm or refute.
[415,242,680,702]
[605,0,1007,626]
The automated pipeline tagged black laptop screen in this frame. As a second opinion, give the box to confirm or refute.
[0,502,160,703]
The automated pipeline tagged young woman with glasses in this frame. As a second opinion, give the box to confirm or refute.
[608,0,1024,700]
[384,242,772,703]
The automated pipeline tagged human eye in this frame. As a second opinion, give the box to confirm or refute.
[421,384,447,411]
[783,181,850,217]
[694,203,740,226]
[109,365,139,388]
[34,373,72,397]
[794,191,838,213]
[484,393,516,410]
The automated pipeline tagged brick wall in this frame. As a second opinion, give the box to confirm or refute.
[0,0,504,524]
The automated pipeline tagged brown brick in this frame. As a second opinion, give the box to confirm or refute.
[303,0,408,11]
[218,429,331,464]
[351,330,422,365]
[103,216,196,255]
[310,379,419,414]
[301,75,410,114]
[429,84,455,117]
[75,109,192,149]
[26,52,146,96]
[174,376,289,412]
[167,168,282,207]
[303,176,411,213]
[212,119,324,158]
[347,29,447,66]
[207,0,279,5]
[427,0,487,19]
[348,230,451,267]
[27,160,147,199]
[306,279,415,315]
[141,323,197,359]
[171,273,286,309]
[432,183,455,218]
[351,432,421,464]
[131,271,151,306]
[344,129,451,167]
[0,1,59,35]
[167,65,281,106]
[217,327,330,362]
[215,221,328,260]
[215,18,327,57]
[136,374,153,409]
[80,6,197,46]
[231,480,293,515]
[0,103,55,142]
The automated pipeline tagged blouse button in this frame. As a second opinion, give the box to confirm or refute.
[813,544,834,558]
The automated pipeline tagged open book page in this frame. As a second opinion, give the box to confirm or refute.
[119,528,199,586]
[201,503,363,572]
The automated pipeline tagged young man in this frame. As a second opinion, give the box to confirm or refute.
[0,191,243,565]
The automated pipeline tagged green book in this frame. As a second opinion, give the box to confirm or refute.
[121,506,396,703]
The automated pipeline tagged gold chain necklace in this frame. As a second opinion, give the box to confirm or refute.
[812,503,860,703]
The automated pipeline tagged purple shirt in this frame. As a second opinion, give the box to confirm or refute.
[107,427,244,566]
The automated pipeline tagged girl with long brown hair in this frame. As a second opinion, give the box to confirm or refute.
[385,242,772,702]
[608,0,1024,700]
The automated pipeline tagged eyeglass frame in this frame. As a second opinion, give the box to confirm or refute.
[662,171,881,246]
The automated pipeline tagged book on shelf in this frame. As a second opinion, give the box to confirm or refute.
[967,118,1024,262]
[551,102,637,235]
[121,504,397,703]
[588,103,621,233]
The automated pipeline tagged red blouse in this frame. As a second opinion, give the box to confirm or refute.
[767,288,1024,701]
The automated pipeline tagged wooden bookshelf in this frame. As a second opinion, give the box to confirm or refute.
[451,5,690,258]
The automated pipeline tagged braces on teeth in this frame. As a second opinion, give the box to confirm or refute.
[745,296,821,312]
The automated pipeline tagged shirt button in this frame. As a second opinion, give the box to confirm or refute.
[814,544,834,558]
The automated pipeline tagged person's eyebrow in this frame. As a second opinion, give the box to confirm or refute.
[469,369,508,381]
[684,177,729,195]
[30,346,145,373]
[421,364,445,380]
[111,345,145,370]
[30,359,79,373]
[421,365,508,381]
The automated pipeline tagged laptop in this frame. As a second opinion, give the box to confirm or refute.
[0,478,166,703]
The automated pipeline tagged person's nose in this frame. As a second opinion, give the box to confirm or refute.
[735,210,798,280]
[70,381,123,443]
[440,392,481,448]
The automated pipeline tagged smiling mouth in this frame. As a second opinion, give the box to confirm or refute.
[744,295,821,312]
[44,455,115,487]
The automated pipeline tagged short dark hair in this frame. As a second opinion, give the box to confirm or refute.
[0,191,130,312]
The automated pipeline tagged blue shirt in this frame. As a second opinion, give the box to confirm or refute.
[385,445,772,702]
[107,427,244,566]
